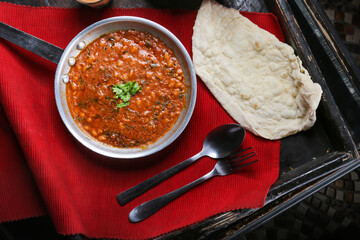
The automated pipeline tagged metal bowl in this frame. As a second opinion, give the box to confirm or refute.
[54,17,196,159]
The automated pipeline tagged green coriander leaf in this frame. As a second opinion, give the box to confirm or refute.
[112,81,142,108]
[116,102,130,108]
[112,85,124,97]
[130,82,141,95]
[120,92,131,102]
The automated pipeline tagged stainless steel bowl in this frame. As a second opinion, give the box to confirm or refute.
[54,17,196,159]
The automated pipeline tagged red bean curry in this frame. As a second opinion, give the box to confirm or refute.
[66,30,186,148]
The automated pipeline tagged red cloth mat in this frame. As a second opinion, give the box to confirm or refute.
[0,3,281,239]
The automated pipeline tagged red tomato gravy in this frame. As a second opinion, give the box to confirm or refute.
[66,30,186,148]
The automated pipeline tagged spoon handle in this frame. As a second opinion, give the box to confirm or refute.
[129,171,215,222]
[117,152,203,206]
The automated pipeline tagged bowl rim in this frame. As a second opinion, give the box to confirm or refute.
[54,16,197,159]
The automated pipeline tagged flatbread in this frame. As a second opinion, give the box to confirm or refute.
[192,0,323,140]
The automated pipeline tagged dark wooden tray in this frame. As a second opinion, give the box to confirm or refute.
[1,0,359,239]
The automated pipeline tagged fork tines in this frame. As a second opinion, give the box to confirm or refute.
[230,147,259,171]
[230,147,254,157]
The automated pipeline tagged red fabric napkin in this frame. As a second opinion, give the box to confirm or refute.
[0,3,281,239]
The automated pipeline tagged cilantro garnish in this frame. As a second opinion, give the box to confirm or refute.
[116,102,130,108]
[112,81,141,108]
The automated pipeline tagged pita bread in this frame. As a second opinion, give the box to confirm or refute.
[192,0,322,140]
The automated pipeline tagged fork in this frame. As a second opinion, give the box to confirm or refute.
[128,148,259,222]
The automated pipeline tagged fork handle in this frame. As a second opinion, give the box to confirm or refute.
[117,152,203,206]
[129,171,215,222]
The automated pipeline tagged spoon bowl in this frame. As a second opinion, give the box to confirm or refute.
[202,124,246,159]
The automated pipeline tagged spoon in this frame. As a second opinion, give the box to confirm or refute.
[116,123,246,206]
